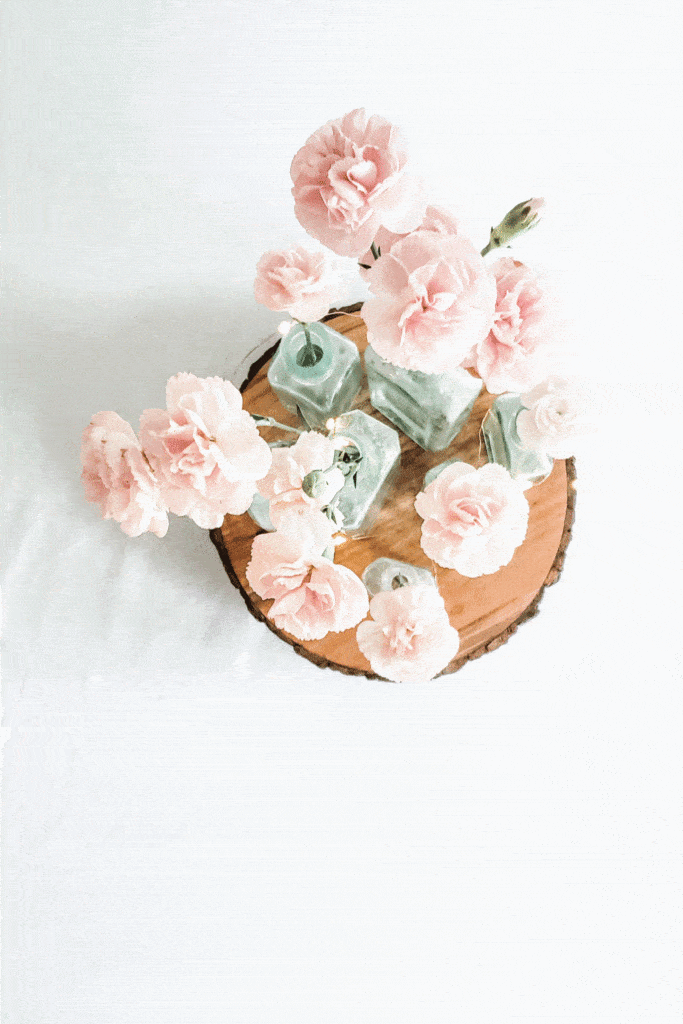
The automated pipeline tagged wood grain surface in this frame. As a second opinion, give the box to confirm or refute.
[211,307,574,679]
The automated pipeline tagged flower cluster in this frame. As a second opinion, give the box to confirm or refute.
[81,374,272,535]
[82,107,594,681]
[361,242,554,391]
[253,108,561,400]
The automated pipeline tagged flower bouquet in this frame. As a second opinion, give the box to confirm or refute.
[82,109,593,683]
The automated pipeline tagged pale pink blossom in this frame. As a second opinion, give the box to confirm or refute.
[290,108,427,258]
[464,258,550,394]
[257,431,344,527]
[140,374,272,530]
[81,412,169,537]
[362,231,496,373]
[246,511,369,641]
[254,246,341,322]
[414,462,529,576]
[358,205,459,279]
[516,376,595,458]
[528,197,545,215]
[356,584,460,683]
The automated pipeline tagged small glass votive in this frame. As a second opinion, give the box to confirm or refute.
[481,393,554,489]
[362,558,437,596]
[364,346,482,451]
[267,321,362,430]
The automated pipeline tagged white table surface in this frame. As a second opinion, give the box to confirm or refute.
[3,1,682,1020]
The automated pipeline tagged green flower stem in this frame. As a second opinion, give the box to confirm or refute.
[251,414,304,435]
[293,320,320,367]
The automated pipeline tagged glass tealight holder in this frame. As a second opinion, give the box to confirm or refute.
[364,346,482,451]
[362,558,436,597]
[267,321,362,430]
[481,393,554,490]
[331,410,401,536]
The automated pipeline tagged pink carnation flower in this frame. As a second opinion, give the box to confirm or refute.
[257,431,344,528]
[246,510,369,641]
[358,204,459,280]
[254,246,341,323]
[362,231,496,373]
[290,108,426,258]
[414,462,529,576]
[140,374,272,530]
[356,584,460,683]
[81,411,169,537]
[516,376,595,458]
[464,258,550,394]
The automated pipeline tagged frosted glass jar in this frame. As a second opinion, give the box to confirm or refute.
[267,321,362,430]
[362,558,436,596]
[331,410,401,535]
[364,346,482,451]
[481,394,553,489]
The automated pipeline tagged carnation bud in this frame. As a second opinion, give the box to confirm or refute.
[481,198,545,256]
[302,466,346,503]
[302,469,326,498]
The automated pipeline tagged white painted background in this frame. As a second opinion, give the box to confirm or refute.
[2,1,681,1020]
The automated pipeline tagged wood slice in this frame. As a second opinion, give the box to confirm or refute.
[211,305,575,680]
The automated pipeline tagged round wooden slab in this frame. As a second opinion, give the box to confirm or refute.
[210,305,575,680]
